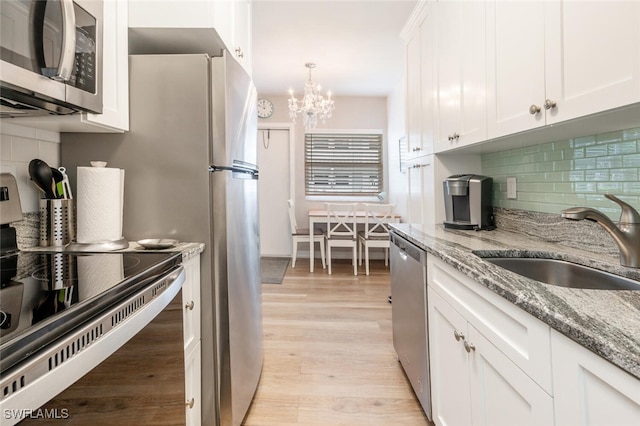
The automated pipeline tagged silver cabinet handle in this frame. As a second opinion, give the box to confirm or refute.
[464,341,476,353]
[448,133,460,142]
[235,47,244,58]
[454,330,464,341]
[185,301,195,310]
[544,99,557,110]
[186,398,195,409]
[53,0,77,81]
[412,147,422,152]
[529,104,541,115]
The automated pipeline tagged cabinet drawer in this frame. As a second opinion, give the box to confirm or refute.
[428,256,552,393]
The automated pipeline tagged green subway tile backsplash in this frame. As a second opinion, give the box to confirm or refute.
[481,127,640,221]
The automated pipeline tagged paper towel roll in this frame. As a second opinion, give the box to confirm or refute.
[76,166,125,243]
[77,254,124,300]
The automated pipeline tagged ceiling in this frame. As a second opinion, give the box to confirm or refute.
[251,0,417,97]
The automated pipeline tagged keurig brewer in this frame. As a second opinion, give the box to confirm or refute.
[443,174,494,230]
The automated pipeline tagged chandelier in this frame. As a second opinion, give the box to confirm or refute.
[288,63,335,130]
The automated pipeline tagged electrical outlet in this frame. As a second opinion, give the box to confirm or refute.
[507,177,517,199]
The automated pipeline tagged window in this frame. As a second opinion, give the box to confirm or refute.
[305,132,383,196]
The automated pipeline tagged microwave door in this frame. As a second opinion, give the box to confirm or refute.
[0,0,66,103]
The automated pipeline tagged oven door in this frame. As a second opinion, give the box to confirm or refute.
[0,0,102,115]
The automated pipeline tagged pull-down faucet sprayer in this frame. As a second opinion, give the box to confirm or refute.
[561,194,640,268]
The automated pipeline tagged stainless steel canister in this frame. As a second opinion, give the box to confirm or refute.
[39,199,76,247]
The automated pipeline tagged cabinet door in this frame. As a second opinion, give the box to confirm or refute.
[407,156,434,225]
[486,0,546,138]
[428,288,472,426]
[406,28,422,155]
[437,0,487,151]
[551,330,640,426]
[544,1,640,124]
[182,256,201,353]
[419,4,436,156]
[233,0,252,72]
[468,325,554,426]
[185,341,202,426]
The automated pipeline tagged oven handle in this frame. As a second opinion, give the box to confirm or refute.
[0,266,186,423]
[52,0,76,82]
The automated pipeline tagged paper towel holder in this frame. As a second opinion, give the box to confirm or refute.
[66,238,129,251]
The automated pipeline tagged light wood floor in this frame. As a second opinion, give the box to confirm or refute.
[243,258,431,426]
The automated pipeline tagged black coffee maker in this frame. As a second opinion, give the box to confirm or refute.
[443,174,494,230]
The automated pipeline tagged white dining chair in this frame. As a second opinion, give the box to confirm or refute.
[324,202,359,275]
[288,199,325,269]
[358,203,394,275]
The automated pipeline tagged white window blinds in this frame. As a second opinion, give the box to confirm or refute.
[305,132,383,195]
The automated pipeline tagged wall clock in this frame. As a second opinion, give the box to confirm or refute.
[257,98,274,119]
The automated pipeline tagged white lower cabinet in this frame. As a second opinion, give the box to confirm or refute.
[182,255,202,425]
[428,255,553,426]
[184,341,202,426]
[429,287,472,425]
[551,329,640,426]
[427,254,640,426]
[428,288,553,426]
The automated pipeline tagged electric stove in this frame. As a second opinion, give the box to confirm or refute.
[0,250,181,374]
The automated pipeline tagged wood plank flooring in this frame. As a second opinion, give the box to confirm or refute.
[243,258,430,425]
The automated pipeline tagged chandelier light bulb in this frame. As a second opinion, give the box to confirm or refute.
[288,63,335,130]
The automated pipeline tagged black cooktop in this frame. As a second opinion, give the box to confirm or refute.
[0,250,181,373]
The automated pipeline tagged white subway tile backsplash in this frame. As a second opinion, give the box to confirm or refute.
[1,124,60,213]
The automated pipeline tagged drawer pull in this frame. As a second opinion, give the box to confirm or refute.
[529,104,541,115]
[185,301,195,310]
[454,330,464,341]
[186,398,195,409]
[464,341,476,353]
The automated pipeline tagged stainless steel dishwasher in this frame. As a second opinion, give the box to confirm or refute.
[390,232,431,420]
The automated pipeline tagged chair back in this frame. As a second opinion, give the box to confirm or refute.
[363,203,395,238]
[287,199,298,234]
[325,203,358,239]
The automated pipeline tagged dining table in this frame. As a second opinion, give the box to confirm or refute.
[307,209,401,272]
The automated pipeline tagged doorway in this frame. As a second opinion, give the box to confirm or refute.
[257,125,294,257]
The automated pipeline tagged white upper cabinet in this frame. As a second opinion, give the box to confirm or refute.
[403,1,436,158]
[128,0,252,72]
[486,0,546,139]
[436,0,487,152]
[405,20,423,155]
[486,0,640,140]
[544,1,640,124]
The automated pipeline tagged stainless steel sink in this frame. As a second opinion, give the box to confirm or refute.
[475,255,640,290]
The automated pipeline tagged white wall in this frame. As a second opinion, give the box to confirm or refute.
[0,122,61,213]
[257,94,390,228]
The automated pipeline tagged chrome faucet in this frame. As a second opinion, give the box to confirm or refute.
[561,194,640,268]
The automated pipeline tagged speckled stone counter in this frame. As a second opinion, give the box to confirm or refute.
[390,222,640,380]
[23,241,205,262]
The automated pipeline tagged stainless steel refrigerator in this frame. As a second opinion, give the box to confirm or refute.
[61,52,263,426]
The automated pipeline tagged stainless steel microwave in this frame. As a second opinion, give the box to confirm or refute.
[0,0,103,117]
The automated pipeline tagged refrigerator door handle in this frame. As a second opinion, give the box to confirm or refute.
[209,165,259,179]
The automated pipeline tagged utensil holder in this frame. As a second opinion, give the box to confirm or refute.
[39,199,76,247]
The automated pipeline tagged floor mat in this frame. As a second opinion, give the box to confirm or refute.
[260,257,290,284]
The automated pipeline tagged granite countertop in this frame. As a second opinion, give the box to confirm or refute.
[390,223,640,380]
